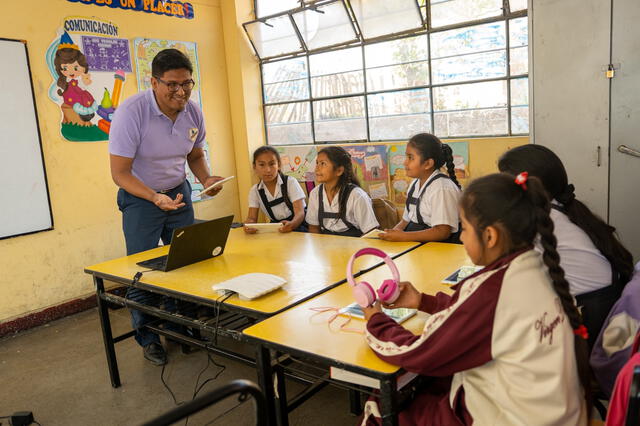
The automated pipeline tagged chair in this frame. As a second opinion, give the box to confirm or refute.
[371,198,399,230]
[626,366,640,426]
[141,379,266,426]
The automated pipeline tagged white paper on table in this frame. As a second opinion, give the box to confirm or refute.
[212,273,286,300]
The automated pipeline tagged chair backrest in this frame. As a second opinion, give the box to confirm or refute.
[372,198,399,230]
[141,379,266,426]
[626,366,640,426]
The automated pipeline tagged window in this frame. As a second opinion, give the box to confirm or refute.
[250,0,529,144]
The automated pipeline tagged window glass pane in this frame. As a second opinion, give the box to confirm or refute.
[266,102,313,145]
[435,108,508,137]
[431,0,503,28]
[510,46,528,75]
[365,35,429,91]
[245,16,304,59]
[262,57,309,103]
[511,106,529,133]
[431,22,505,59]
[314,97,366,141]
[256,0,300,18]
[510,77,528,106]
[432,50,506,84]
[350,0,423,40]
[434,81,508,137]
[434,80,507,111]
[509,17,528,47]
[509,70,528,134]
[292,2,357,50]
[368,89,431,140]
[509,17,528,75]
[309,48,364,97]
[510,0,528,12]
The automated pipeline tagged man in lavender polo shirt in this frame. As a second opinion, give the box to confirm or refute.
[109,49,223,365]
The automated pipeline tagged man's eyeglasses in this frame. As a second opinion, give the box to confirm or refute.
[154,76,195,92]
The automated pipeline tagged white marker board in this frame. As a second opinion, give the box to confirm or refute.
[0,39,53,239]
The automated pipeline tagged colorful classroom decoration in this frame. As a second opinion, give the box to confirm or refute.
[133,37,207,200]
[276,146,318,182]
[66,0,195,20]
[388,143,413,206]
[340,145,390,200]
[46,17,132,142]
[133,38,202,106]
[447,141,470,183]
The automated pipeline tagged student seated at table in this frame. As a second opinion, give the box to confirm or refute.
[361,172,589,425]
[244,146,307,233]
[498,144,634,349]
[379,133,461,243]
[306,146,378,237]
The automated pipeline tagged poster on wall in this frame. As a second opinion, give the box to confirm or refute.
[341,145,390,200]
[46,16,132,142]
[388,143,412,207]
[275,146,318,182]
[447,141,469,182]
[133,37,207,200]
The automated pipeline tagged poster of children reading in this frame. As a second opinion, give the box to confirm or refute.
[46,17,132,142]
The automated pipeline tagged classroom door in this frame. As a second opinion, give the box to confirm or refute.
[530,0,612,219]
[609,0,640,260]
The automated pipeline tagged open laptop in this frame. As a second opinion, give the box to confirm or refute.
[136,215,234,272]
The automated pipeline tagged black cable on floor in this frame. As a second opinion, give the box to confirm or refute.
[203,399,247,426]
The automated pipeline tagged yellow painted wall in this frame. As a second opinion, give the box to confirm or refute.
[0,0,240,322]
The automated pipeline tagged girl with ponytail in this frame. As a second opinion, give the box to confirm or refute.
[499,144,633,348]
[360,172,588,426]
[306,146,379,237]
[380,133,462,243]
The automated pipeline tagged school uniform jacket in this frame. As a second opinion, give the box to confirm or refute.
[363,249,587,426]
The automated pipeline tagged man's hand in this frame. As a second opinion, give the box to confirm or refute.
[202,176,225,196]
[153,193,186,211]
[279,220,294,233]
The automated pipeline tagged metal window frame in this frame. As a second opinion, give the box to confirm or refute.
[253,1,529,145]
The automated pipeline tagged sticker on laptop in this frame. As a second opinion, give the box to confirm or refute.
[212,246,222,256]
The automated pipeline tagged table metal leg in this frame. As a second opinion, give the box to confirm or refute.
[256,345,278,426]
[379,377,399,426]
[349,387,363,416]
[274,363,289,426]
[94,276,121,388]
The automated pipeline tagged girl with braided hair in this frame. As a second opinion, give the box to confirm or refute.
[360,172,588,425]
[306,146,378,237]
[498,144,633,348]
[380,133,462,243]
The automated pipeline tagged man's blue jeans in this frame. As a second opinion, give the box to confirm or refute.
[117,180,194,347]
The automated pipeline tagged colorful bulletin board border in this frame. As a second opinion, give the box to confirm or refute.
[66,0,195,20]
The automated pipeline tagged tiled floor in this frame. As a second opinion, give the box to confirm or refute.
[0,308,354,426]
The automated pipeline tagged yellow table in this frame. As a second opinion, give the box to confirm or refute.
[243,243,472,426]
[85,228,420,387]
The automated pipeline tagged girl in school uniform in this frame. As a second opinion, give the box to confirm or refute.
[306,146,379,237]
[244,146,307,233]
[498,144,634,348]
[361,172,589,426]
[380,133,461,243]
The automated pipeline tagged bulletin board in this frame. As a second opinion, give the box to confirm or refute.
[0,39,53,239]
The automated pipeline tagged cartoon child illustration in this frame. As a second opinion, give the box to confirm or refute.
[54,32,98,126]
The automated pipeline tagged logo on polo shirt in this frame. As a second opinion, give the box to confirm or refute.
[188,128,199,142]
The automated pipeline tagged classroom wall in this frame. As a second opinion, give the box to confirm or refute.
[0,0,240,322]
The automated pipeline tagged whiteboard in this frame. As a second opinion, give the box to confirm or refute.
[0,39,53,239]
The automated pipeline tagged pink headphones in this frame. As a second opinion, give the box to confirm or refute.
[346,247,401,308]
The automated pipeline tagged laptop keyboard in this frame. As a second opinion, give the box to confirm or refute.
[136,255,168,270]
